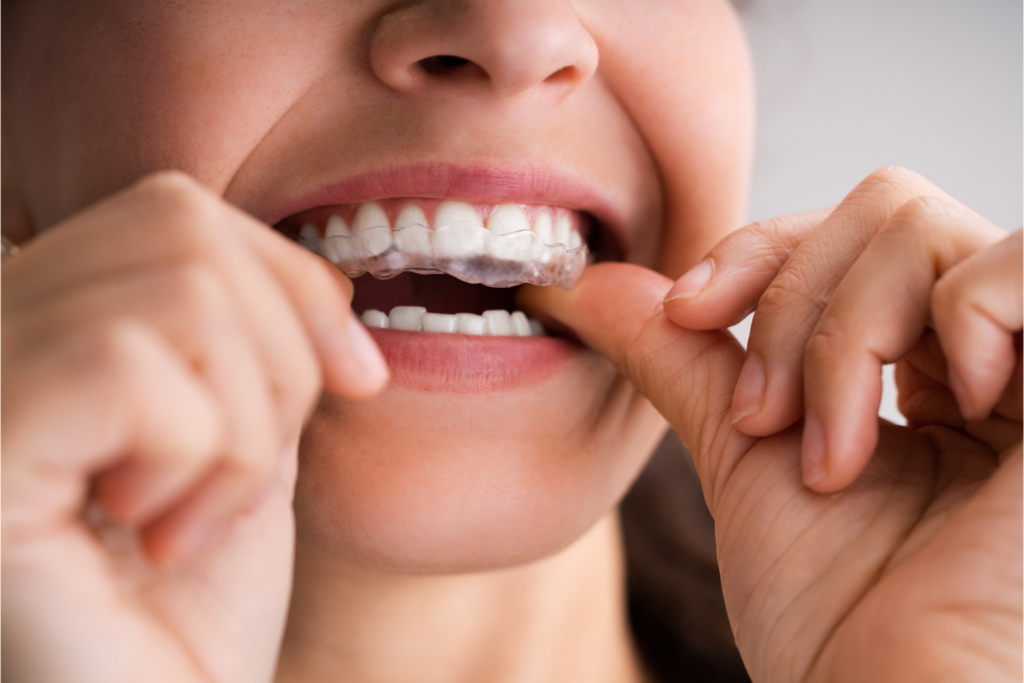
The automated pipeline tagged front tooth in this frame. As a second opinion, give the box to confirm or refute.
[394,205,432,258]
[432,201,485,260]
[325,214,351,263]
[486,204,532,262]
[361,309,389,329]
[389,306,425,331]
[486,204,529,236]
[510,311,531,337]
[483,310,513,336]
[533,208,554,245]
[553,212,572,247]
[353,202,392,256]
[455,312,487,335]
[422,312,458,333]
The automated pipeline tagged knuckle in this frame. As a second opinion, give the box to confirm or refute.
[842,166,936,218]
[94,317,153,364]
[130,173,222,252]
[756,263,828,319]
[168,263,230,317]
[804,316,847,365]
[889,196,961,236]
[862,165,925,190]
[131,170,206,207]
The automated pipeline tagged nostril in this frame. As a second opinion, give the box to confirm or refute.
[418,55,471,75]
[544,65,577,86]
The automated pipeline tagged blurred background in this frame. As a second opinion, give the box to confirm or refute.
[732,0,1023,423]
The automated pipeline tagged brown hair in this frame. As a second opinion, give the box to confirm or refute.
[621,430,751,682]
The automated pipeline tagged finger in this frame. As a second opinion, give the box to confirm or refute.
[933,229,1023,421]
[519,263,755,512]
[4,265,279,525]
[233,217,388,399]
[3,171,387,409]
[2,320,223,559]
[800,197,1004,491]
[663,207,833,329]
[725,166,953,437]
[896,330,1023,455]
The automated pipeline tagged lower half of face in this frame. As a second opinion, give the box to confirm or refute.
[296,331,667,572]
[8,0,751,573]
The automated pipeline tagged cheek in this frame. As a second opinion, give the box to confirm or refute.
[293,359,664,572]
[10,0,334,226]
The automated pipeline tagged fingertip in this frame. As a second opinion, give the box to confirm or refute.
[663,259,714,303]
[801,412,829,489]
[800,410,878,494]
[325,314,389,399]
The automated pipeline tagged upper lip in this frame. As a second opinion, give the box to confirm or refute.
[260,162,630,251]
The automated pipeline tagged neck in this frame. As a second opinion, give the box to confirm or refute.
[276,513,648,683]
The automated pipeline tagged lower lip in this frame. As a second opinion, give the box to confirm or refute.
[368,329,580,393]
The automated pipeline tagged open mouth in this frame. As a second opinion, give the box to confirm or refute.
[277,198,621,339]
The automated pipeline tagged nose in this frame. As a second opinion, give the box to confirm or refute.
[371,0,599,98]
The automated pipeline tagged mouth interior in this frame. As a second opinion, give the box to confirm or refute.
[351,272,518,316]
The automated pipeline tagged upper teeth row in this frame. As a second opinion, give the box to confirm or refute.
[362,306,546,337]
[301,201,584,251]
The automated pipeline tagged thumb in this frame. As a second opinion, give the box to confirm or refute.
[519,263,756,513]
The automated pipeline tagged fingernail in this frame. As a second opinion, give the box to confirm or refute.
[664,259,714,302]
[947,366,976,419]
[802,412,827,487]
[731,353,766,423]
[345,315,389,388]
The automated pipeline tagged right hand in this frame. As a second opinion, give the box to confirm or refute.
[2,171,388,683]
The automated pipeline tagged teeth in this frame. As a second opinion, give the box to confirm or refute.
[553,212,572,247]
[361,307,545,336]
[486,204,533,262]
[326,214,351,237]
[422,312,458,333]
[567,230,583,251]
[483,310,513,336]
[353,202,392,256]
[510,311,531,337]
[432,201,485,260]
[361,309,389,329]
[389,306,425,331]
[533,208,555,245]
[393,205,432,258]
[301,200,588,289]
[325,214,351,263]
[456,313,486,335]
[486,204,529,236]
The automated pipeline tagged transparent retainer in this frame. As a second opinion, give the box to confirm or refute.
[302,221,589,289]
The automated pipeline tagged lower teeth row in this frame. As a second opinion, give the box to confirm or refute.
[361,307,545,337]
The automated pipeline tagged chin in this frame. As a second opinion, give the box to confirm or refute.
[292,328,664,574]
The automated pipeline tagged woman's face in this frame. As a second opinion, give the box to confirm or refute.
[5,0,753,572]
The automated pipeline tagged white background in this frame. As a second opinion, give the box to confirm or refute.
[731,0,1022,424]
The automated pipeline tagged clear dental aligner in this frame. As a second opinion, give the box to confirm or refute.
[362,307,546,337]
[298,202,589,289]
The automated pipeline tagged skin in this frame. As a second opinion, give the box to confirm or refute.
[2,2,1020,683]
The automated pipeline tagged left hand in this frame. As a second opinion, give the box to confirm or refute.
[521,166,1022,682]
